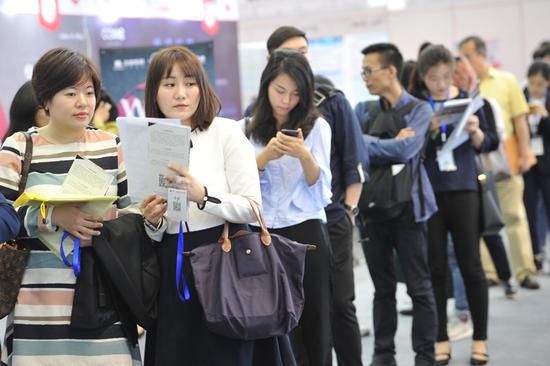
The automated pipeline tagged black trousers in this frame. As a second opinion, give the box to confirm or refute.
[483,233,512,281]
[327,214,362,366]
[523,167,550,257]
[363,215,436,366]
[271,219,333,366]
[428,191,488,341]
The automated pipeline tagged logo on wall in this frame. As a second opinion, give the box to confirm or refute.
[201,0,219,36]
[38,0,61,32]
[117,82,146,118]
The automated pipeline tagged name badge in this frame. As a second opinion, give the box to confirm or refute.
[167,188,189,221]
[531,136,544,156]
[436,150,458,172]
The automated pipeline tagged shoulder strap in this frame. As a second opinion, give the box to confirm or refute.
[314,83,340,107]
[395,99,420,119]
[361,100,381,134]
[18,132,33,196]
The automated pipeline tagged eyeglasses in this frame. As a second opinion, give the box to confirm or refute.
[360,66,388,77]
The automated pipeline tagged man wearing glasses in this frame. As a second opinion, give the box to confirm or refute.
[355,43,437,366]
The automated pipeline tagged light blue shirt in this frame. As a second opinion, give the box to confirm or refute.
[242,117,333,229]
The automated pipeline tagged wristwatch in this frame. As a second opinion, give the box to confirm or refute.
[344,203,359,217]
[197,186,222,210]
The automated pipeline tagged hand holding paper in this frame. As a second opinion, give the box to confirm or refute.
[51,203,104,241]
[139,193,167,226]
[14,156,119,259]
[165,164,204,204]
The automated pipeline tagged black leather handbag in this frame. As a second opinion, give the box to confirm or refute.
[0,132,32,318]
[477,159,505,236]
[188,201,314,340]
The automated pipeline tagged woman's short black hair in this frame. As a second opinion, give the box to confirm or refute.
[32,48,101,111]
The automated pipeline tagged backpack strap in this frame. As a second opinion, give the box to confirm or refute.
[395,99,421,119]
[314,82,340,107]
[18,132,33,196]
[361,100,381,134]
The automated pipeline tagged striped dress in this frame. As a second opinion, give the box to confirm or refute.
[0,127,141,366]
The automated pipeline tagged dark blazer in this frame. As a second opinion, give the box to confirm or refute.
[71,214,160,345]
[524,88,550,175]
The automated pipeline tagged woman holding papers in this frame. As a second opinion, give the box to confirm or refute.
[138,46,294,365]
[0,48,139,365]
[241,49,333,366]
[410,45,498,366]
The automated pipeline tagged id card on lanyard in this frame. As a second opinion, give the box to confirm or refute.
[428,92,450,142]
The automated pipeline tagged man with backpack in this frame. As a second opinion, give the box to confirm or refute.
[244,26,367,366]
[354,43,437,366]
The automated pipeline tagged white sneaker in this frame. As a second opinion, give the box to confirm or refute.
[447,317,473,342]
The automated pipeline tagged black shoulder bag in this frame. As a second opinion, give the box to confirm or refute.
[358,101,427,221]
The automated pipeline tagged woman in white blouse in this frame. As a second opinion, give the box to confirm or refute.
[242,49,333,366]
[139,46,295,365]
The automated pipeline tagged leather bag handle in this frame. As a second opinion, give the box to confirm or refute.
[18,132,33,196]
[219,199,271,253]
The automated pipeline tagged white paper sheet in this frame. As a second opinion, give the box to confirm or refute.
[117,117,191,204]
[437,94,485,157]
[59,157,113,196]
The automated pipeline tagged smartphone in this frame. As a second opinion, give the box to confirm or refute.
[281,129,299,137]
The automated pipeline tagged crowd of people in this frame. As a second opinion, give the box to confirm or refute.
[0,25,548,366]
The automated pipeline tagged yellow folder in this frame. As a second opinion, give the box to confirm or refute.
[14,192,118,260]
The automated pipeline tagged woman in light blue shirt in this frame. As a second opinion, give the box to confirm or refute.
[242,49,333,366]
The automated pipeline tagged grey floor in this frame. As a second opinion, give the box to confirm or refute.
[354,257,550,366]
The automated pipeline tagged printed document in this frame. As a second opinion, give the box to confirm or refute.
[117,117,191,203]
[437,93,484,157]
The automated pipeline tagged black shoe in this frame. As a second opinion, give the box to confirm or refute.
[399,308,413,316]
[503,280,517,299]
[520,275,540,290]
[535,255,544,271]
[370,355,397,366]
[361,327,371,337]
[435,352,451,366]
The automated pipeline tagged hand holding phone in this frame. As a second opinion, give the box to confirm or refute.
[281,129,299,137]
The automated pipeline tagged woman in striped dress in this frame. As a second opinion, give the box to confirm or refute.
[0,48,141,365]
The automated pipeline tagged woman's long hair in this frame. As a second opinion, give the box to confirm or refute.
[247,49,319,145]
[5,81,41,142]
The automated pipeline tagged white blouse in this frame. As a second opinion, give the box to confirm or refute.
[147,117,262,240]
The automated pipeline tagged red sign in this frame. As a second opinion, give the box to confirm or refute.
[38,0,61,32]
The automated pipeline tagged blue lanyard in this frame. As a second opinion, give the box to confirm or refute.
[428,91,451,141]
[60,231,81,276]
[176,221,190,302]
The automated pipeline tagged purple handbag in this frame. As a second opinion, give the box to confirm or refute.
[189,201,314,340]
